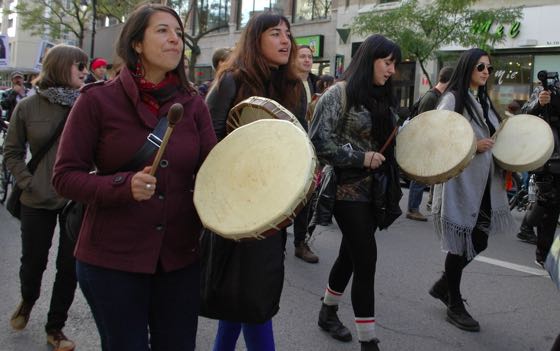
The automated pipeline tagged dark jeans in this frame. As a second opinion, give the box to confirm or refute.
[213,320,274,351]
[19,204,76,332]
[407,180,426,211]
[292,201,312,245]
[328,201,377,317]
[77,260,200,351]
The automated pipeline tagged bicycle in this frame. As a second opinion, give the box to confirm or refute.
[0,119,14,204]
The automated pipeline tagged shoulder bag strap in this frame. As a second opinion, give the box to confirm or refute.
[119,117,168,172]
[26,115,68,174]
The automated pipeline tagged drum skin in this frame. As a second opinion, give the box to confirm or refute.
[227,96,304,134]
[194,119,317,240]
[492,114,554,172]
[396,110,476,185]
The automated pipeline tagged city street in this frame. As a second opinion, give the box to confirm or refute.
[0,190,558,351]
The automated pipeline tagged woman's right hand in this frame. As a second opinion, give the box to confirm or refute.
[131,166,157,201]
[476,138,494,153]
[364,151,385,170]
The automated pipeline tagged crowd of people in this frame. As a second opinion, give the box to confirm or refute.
[1,2,559,351]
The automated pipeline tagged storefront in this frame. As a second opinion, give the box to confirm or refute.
[438,4,560,116]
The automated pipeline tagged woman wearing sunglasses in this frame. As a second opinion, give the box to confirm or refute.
[3,44,89,350]
[429,48,512,332]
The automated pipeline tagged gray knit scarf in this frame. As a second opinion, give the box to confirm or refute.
[432,91,515,260]
[36,86,80,106]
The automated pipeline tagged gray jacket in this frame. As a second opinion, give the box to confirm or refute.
[4,93,68,209]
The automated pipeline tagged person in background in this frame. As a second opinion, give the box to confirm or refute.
[84,57,109,84]
[316,74,335,94]
[429,48,513,332]
[291,44,320,263]
[4,43,89,351]
[406,66,453,222]
[205,12,303,351]
[52,4,216,350]
[520,72,560,267]
[212,47,232,73]
[310,34,402,351]
[2,71,30,121]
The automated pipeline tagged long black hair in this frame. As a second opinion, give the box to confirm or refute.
[342,34,401,146]
[445,48,500,124]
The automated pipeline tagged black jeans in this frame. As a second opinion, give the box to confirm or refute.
[19,204,77,332]
[534,174,560,262]
[328,201,377,317]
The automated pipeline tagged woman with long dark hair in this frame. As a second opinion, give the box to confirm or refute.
[53,4,216,350]
[429,48,512,332]
[309,34,401,351]
[205,12,303,351]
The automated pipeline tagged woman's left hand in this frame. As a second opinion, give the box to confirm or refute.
[476,138,494,153]
[131,166,157,201]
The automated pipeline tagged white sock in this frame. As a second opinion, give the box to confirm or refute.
[323,285,343,306]
[355,317,376,341]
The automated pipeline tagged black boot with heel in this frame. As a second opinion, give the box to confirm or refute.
[318,303,352,342]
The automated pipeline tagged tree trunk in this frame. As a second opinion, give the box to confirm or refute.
[418,59,433,89]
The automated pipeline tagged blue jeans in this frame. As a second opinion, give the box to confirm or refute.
[407,180,426,211]
[77,260,199,351]
[213,320,275,351]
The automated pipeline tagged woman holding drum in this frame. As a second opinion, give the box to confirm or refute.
[204,12,303,351]
[309,34,401,351]
[53,4,216,350]
[429,48,513,332]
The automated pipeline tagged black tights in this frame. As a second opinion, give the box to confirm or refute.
[445,185,490,306]
[328,201,377,317]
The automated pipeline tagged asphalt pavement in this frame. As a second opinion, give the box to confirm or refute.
[0,190,559,351]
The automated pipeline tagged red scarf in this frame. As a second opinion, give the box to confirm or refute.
[135,71,181,116]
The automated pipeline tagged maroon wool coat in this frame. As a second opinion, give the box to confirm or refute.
[53,66,217,274]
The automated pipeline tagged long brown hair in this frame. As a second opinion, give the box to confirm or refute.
[115,3,192,92]
[35,44,88,89]
[214,12,301,111]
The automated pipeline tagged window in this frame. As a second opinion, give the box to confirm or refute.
[238,0,283,29]
[199,0,230,33]
[293,0,331,23]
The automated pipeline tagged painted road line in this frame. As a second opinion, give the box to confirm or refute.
[475,255,549,276]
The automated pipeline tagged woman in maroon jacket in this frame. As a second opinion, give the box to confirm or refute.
[52,4,216,351]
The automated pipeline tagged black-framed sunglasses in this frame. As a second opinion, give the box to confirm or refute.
[476,62,494,74]
[74,62,87,71]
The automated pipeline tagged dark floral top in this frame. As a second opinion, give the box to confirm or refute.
[309,82,383,202]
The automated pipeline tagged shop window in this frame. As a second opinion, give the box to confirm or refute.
[238,0,283,29]
[487,55,533,117]
[293,0,331,23]
[199,0,230,33]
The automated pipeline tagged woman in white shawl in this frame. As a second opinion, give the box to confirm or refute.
[429,48,513,332]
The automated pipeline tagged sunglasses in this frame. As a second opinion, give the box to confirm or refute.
[74,62,87,71]
[475,62,494,74]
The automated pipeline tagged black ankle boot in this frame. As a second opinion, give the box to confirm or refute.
[318,303,352,342]
[360,338,380,351]
[446,300,480,332]
[429,273,449,307]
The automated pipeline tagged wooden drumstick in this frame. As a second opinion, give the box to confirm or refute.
[149,103,184,176]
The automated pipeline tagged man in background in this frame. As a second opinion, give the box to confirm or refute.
[1,71,29,122]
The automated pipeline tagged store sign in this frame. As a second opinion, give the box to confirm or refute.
[494,69,519,85]
[472,19,521,39]
[295,35,324,58]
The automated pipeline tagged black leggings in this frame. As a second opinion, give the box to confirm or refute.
[328,201,377,317]
[445,185,490,306]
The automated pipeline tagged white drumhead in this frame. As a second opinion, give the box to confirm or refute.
[194,119,317,240]
[493,114,554,172]
[396,110,476,185]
